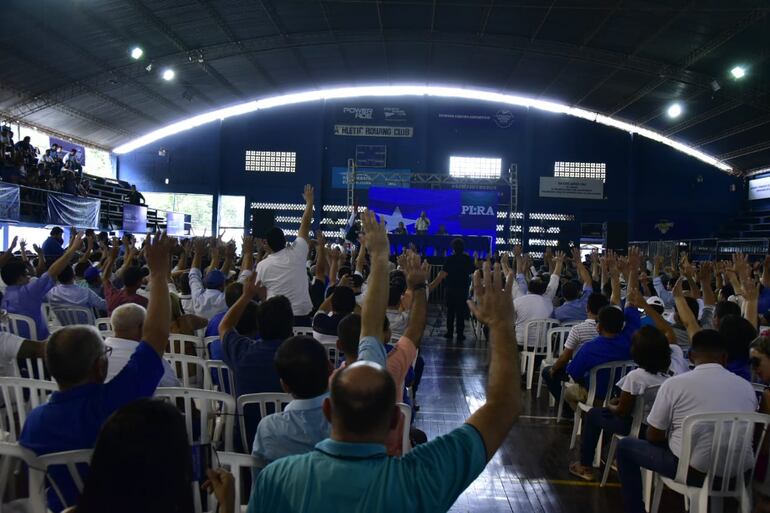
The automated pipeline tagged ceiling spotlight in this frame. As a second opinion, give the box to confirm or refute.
[162,68,175,81]
[130,47,143,60]
[666,103,682,119]
[730,65,746,79]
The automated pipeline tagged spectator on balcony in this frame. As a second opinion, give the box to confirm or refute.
[47,264,107,314]
[61,169,79,195]
[42,227,66,263]
[42,149,56,166]
[127,185,145,206]
[63,148,82,175]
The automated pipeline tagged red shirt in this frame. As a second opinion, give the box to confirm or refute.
[104,281,148,314]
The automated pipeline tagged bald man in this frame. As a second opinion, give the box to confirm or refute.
[248,260,521,513]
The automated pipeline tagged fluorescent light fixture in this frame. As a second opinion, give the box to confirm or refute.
[730,65,746,79]
[666,103,683,119]
[162,69,175,81]
[130,47,143,60]
[112,84,732,172]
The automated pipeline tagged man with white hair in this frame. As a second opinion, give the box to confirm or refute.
[104,303,180,387]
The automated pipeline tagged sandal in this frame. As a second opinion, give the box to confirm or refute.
[569,462,596,482]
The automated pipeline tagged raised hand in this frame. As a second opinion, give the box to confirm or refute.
[144,231,172,275]
[627,246,641,271]
[743,276,759,302]
[360,210,388,257]
[403,251,430,289]
[8,236,18,253]
[467,261,514,328]
[67,231,84,251]
[626,286,645,309]
[672,276,685,298]
[302,184,314,204]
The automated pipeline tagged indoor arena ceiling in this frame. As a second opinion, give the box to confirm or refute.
[0,1,768,173]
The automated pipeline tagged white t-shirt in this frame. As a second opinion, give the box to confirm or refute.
[646,363,757,472]
[104,337,180,388]
[617,368,668,396]
[256,237,312,316]
[0,332,25,377]
[669,344,689,375]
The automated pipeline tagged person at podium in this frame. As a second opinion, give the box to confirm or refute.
[393,221,407,235]
[415,211,430,235]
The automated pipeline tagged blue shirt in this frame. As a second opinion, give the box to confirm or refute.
[566,307,641,397]
[220,329,282,397]
[553,285,591,323]
[248,423,487,513]
[20,342,163,511]
[205,311,226,337]
[252,392,331,469]
[726,358,751,382]
[1,273,55,339]
[42,236,64,261]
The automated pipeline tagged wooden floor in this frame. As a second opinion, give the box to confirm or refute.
[413,314,688,513]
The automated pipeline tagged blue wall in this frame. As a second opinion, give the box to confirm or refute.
[116,96,744,247]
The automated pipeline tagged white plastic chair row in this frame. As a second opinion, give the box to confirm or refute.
[0,377,57,442]
[154,387,235,452]
[0,314,38,341]
[50,306,96,327]
[521,319,561,390]
[237,393,292,451]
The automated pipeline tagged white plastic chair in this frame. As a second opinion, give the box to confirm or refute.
[154,387,235,452]
[569,360,636,468]
[215,451,259,512]
[321,342,344,367]
[3,314,38,341]
[520,319,560,390]
[293,327,314,337]
[0,378,58,442]
[94,317,112,332]
[51,306,95,326]
[535,326,571,402]
[14,357,50,382]
[164,354,207,388]
[37,449,92,511]
[204,360,235,398]
[42,303,59,329]
[0,441,46,512]
[601,385,661,487]
[167,333,206,357]
[650,412,770,513]
[237,393,292,452]
[397,402,412,454]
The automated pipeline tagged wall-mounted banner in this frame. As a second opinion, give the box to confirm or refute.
[337,106,410,124]
[355,144,387,167]
[331,167,411,189]
[539,177,604,200]
[334,125,413,137]
[749,176,770,200]
[436,109,515,128]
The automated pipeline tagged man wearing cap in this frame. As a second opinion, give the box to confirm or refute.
[188,238,227,320]
[42,227,65,263]
[640,296,665,327]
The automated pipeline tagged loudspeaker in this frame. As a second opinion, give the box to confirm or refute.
[603,222,628,254]
[250,209,275,238]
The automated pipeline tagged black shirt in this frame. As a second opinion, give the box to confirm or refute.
[443,252,476,290]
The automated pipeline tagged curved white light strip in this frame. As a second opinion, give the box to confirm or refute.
[112,84,732,172]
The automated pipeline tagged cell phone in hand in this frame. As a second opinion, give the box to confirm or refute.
[191,443,212,483]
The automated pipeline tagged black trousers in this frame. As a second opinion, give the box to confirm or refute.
[446,287,468,337]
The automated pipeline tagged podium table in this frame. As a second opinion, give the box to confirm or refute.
[388,234,492,257]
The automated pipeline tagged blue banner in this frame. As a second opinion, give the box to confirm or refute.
[0,183,20,221]
[331,167,411,189]
[123,205,147,233]
[46,193,100,228]
[367,187,497,242]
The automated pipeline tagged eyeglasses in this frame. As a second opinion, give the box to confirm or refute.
[750,356,762,368]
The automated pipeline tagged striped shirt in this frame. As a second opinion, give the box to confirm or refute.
[564,319,598,352]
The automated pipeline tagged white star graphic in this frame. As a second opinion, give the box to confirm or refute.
[376,206,417,232]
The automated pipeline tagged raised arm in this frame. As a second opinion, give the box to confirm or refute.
[142,232,172,355]
[314,232,327,282]
[207,238,222,274]
[241,235,254,274]
[78,236,94,264]
[628,287,677,344]
[608,253,622,306]
[672,277,700,340]
[466,261,519,461]
[402,252,429,348]
[46,232,84,280]
[699,262,716,306]
[219,273,259,339]
[741,276,759,330]
[762,255,770,290]
[102,241,121,284]
[298,184,314,241]
[0,236,18,268]
[221,242,235,276]
[571,247,592,287]
[359,210,389,341]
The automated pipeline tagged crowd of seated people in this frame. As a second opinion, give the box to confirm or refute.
[1,181,770,512]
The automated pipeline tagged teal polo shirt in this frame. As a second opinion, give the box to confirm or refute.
[247,423,487,513]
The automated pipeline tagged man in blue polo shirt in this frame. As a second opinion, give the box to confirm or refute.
[248,228,523,513]
[19,231,173,512]
[553,247,594,323]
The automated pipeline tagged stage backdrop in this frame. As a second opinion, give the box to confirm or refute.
[367,187,497,243]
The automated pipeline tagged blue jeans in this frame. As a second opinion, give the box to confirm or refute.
[540,365,572,416]
[580,407,631,466]
[617,438,679,513]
